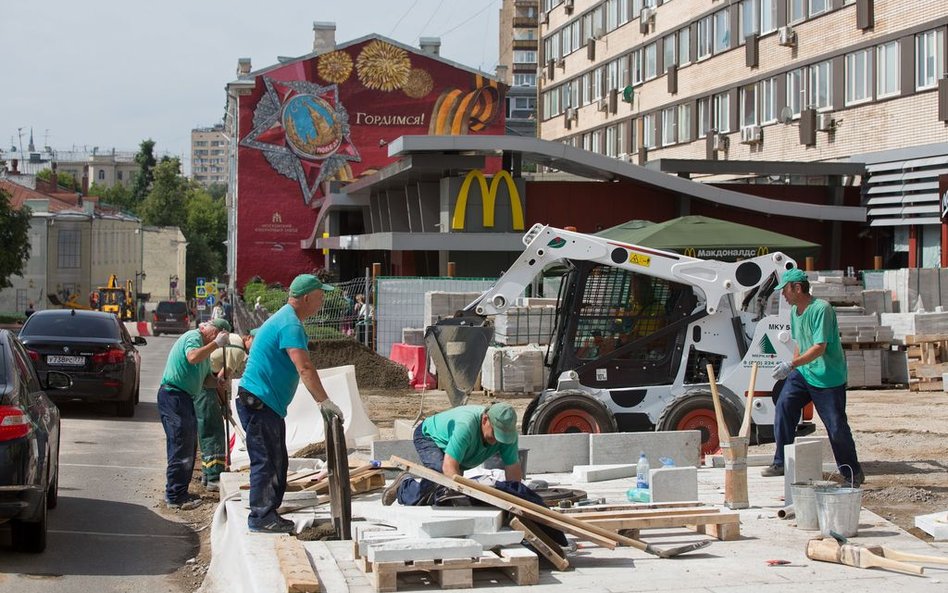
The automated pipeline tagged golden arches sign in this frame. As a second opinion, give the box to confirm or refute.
[451,169,525,231]
[683,247,697,258]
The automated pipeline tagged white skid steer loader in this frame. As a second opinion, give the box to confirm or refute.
[425,224,815,455]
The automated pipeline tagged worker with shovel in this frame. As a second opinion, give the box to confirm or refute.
[195,329,256,492]
[237,274,344,534]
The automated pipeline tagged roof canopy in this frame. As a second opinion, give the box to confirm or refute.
[597,215,821,261]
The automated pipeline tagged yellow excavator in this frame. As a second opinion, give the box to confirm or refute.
[95,275,135,320]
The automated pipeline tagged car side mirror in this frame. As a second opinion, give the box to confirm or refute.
[45,371,73,390]
[133,336,147,346]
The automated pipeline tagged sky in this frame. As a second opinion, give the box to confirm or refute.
[1,0,501,173]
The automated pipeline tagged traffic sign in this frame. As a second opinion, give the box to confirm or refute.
[206,294,217,307]
[197,277,206,286]
[196,285,207,298]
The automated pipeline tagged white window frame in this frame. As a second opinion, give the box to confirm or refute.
[664,35,676,69]
[740,0,759,44]
[788,0,805,24]
[606,125,618,157]
[808,60,832,110]
[514,50,538,64]
[678,103,692,143]
[594,68,604,100]
[643,113,656,149]
[916,29,945,91]
[662,107,677,146]
[808,0,828,17]
[591,128,603,154]
[759,76,777,123]
[760,0,777,34]
[876,41,900,98]
[697,98,711,138]
[713,92,731,133]
[644,43,658,80]
[713,10,730,54]
[845,48,872,106]
[740,85,757,128]
[787,68,804,117]
[697,16,713,60]
[631,49,643,85]
[679,27,692,66]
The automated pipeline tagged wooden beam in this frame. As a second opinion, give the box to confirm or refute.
[510,517,570,571]
[275,536,321,593]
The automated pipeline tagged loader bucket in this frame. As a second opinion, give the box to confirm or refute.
[424,316,494,407]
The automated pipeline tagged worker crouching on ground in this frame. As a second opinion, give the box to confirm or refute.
[196,329,256,492]
[763,268,865,487]
[383,403,522,506]
[238,274,344,534]
[158,318,232,510]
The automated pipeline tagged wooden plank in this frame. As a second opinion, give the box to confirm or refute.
[558,507,717,521]
[510,517,570,571]
[587,512,740,534]
[275,536,321,593]
[558,501,705,514]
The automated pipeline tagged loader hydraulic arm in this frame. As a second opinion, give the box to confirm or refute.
[466,224,795,317]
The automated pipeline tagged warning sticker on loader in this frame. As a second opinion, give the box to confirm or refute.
[628,252,651,268]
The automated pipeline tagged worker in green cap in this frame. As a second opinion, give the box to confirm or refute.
[158,318,232,510]
[237,274,344,533]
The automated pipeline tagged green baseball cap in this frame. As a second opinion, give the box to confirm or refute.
[209,318,232,332]
[487,403,518,445]
[775,268,808,290]
[288,274,335,297]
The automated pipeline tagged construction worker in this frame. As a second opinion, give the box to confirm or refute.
[195,329,257,492]
[237,274,344,533]
[382,403,521,506]
[158,318,231,510]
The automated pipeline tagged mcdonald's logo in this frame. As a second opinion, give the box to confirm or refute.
[757,246,770,256]
[683,247,697,258]
[451,169,525,231]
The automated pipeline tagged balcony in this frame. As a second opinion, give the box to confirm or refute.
[513,16,538,27]
[513,38,538,50]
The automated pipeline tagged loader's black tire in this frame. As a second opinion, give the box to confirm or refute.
[526,393,617,435]
[657,393,741,456]
[520,397,541,435]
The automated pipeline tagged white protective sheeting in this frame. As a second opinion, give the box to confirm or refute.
[229,364,379,470]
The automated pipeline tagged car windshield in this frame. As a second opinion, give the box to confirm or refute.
[157,302,188,314]
[21,314,119,339]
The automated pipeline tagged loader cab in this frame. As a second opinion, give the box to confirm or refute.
[548,261,701,390]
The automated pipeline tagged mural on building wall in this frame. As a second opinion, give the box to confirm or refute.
[236,37,506,287]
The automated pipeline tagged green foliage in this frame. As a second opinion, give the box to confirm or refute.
[132,139,157,201]
[138,158,188,227]
[303,325,346,340]
[36,168,79,191]
[0,189,32,290]
[207,183,227,201]
[87,181,136,214]
[0,313,26,324]
[185,235,223,292]
[242,280,288,313]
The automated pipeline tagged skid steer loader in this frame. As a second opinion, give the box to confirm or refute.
[425,224,815,455]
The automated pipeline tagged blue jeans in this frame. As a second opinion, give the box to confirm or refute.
[236,391,287,528]
[773,370,862,477]
[396,423,446,505]
[157,385,198,503]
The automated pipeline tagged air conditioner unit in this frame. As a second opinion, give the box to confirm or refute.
[618,152,630,161]
[557,58,566,70]
[817,112,836,131]
[566,107,578,121]
[640,8,655,34]
[712,133,730,152]
[564,0,574,13]
[740,125,762,145]
[778,26,796,47]
[540,11,549,26]
[592,27,605,40]
[598,98,609,112]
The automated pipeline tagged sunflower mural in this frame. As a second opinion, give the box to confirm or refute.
[355,40,411,91]
[317,50,353,84]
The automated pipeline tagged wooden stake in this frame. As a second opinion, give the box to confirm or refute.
[739,363,758,439]
[706,364,731,448]
[275,536,321,592]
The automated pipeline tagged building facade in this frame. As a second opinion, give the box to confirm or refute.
[499,0,541,137]
[537,0,948,265]
[191,124,229,186]
[141,226,188,308]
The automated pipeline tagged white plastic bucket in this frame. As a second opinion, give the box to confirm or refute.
[816,487,863,538]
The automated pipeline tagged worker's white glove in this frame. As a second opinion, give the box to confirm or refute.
[771,361,793,381]
[214,331,230,348]
[319,398,344,421]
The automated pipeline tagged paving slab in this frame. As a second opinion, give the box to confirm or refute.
[573,464,637,483]
[589,430,701,467]
[648,466,698,502]
[784,440,822,504]
[365,537,482,563]
[520,433,590,472]
[915,510,948,540]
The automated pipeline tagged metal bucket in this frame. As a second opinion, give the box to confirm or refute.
[790,483,821,530]
[816,487,863,538]
[483,448,529,479]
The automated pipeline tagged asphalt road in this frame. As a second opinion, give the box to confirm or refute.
[0,334,195,593]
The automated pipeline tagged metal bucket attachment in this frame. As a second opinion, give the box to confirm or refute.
[424,316,494,407]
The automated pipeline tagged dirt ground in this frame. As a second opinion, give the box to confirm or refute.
[168,385,948,591]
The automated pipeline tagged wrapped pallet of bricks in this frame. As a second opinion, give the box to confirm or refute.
[424,292,482,327]
[480,345,547,394]
[493,306,556,346]
[811,273,863,305]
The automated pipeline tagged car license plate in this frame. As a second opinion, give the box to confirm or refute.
[47,355,85,366]
[167,317,176,321]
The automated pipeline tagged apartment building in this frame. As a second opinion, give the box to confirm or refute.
[499,0,541,136]
[191,124,229,186]
[538,0,948,266]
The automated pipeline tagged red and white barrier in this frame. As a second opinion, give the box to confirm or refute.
[124,321,153,337]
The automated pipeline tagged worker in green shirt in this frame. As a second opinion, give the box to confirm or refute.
[158,318,232,509]
[382,403,521,506]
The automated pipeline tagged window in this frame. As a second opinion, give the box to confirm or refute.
[58,229,81,269]
[761,0,776,33]
[678,104,692,143]
[713,92,730,133]
[664,35,676,69]
[845,49,872,105]
[713,10,730,54]
[117,170,123,181]
[643,113,656,148]
[741,0,759,43]
[644,43,657,80]
[740,85,757,127]
[582,72,591,105]
[808,0,828,17]
[631,50,643,85]
[591,129,603,154]
[697,16,713,59]
[514,50,537,64]
[916,29,945,91]
[97,169,105,180]
[787,68,804,117]
[594,67,604,100]
[759,77,777,123]
[809,60,832,110]
[877,41,900,98]
[513,73,537,87]
[561,28,572,56]
[662,107,677,146]
[606,125,618,157]
[607,59,619,91]
[606,0,618,31]
[617,121,627,154]
[788,0,805,24]
[698,98,711,138]
[619,0,630,25]
[678,27,691,65]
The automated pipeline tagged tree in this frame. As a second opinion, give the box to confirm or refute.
[36,167,79,191]
[131,139,157,202]
[87,181,136,214]
[183,184,227,287]
[207,182,228,202]
[138,158,188,228]
[0,188,32,290]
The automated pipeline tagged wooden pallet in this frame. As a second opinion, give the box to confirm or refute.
[359,547,538,592]
[557,505,741,541]
[842,342,889,350]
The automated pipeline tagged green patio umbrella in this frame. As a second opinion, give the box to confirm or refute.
[596,215,820,262]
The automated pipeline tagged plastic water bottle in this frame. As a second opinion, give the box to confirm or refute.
[626,487,651,503]
[636,452,650,489]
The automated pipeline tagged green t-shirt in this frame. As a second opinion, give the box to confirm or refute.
[422,405,519,470]
[791,298,847,388]
[161,329,210,397]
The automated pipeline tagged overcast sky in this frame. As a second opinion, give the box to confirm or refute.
[1,0,501,172]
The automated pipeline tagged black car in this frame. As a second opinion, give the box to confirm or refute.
[19,310,145,417]
[152,300,190,336]
[0,329,66,553]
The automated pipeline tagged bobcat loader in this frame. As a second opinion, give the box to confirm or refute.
[425,224,814,455]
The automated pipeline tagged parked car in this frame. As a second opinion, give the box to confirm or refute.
[152,300,191,336]
[0,329,67,553]
[18,310,145,417]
